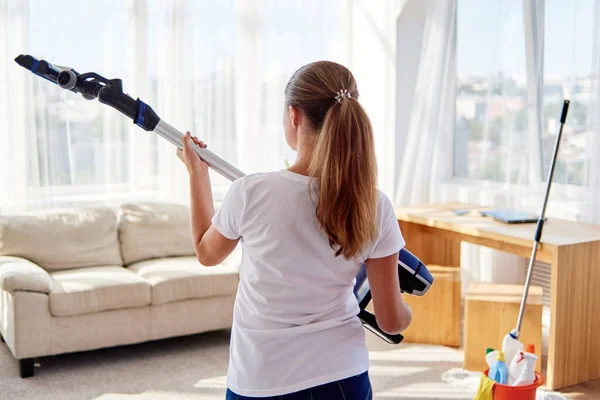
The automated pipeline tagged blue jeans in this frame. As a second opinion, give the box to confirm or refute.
[225,371,372,400]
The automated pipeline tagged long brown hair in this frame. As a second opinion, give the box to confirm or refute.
[284,61,378,259]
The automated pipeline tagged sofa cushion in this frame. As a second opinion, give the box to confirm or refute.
[127,253,240,305]
[0,207,122,271]
[118,203,196,265]
[49,266,151,317]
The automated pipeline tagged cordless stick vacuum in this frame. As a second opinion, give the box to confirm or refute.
[509,100,570,343]
[15,54,434,344]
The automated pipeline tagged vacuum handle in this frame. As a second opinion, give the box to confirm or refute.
[153,120,245,181]
[98,85,245,181]
[14,55,244,182]
[357,309,404,344]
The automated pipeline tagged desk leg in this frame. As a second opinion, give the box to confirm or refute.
[548,242,600,390]
[398,221,461,266]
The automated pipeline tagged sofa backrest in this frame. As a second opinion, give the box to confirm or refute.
[118,203,196,265]
[0,207,123,271]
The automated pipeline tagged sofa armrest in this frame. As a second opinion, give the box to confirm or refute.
[0,256,53,294]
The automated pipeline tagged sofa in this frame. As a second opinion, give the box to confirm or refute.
[0,203,241,378]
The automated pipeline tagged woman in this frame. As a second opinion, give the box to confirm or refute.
[177,61,412,400]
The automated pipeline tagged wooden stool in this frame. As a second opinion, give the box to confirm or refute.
[464,283,543,372]
[402,265,462,347]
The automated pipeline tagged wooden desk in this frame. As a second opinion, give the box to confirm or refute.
[396,203,600,390]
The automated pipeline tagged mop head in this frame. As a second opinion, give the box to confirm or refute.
[440,368,570,399]
[441,368,481,390]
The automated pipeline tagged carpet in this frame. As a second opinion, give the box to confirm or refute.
[0,330,565,400]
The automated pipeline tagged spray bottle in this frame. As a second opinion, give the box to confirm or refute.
[508,344,535,386]
[513,348,538,386]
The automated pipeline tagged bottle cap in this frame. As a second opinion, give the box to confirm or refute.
[497,351,506,362]
[526,344,535,354]
[486,348,495,354]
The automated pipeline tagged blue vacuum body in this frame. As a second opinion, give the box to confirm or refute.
[353,248,434,344]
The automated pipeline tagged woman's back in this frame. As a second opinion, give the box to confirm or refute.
[178,60,411,399]
[213,169,404,396]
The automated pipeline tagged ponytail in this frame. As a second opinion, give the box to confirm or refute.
[309,98,378,259]
[285,61,379,259]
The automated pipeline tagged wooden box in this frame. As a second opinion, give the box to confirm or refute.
[464,283,543,372]
[402,265,462,347]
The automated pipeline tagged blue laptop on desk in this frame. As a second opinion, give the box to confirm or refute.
[480,208,539,224]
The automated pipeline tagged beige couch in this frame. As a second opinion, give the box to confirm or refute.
[0,203,240,378]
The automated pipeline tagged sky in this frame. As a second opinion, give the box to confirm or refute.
[457,0,596,79]
[24,0,598,80]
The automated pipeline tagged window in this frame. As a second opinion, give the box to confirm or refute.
[259,0,347,170]
[145,0,239,193]
[28,0,130,187]
[455,0,528,183]
[543,0,596,186]
[456,0,600,188]
[2,0,396,213]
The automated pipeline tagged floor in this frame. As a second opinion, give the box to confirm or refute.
[0,330,596,399]
[0,330,470,400]
[559,380,600,400]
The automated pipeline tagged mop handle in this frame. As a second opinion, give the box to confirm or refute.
[514,100,570,337]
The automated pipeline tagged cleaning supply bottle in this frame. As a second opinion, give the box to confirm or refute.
[508,344,535,386]
[502,330,523,370]
[513,346,538,386]
[524,343,535,357]
[485,348,499,369]
[488,351,508,384]
[508,351,524,385]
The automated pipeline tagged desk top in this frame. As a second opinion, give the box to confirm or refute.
[396,203,600,248]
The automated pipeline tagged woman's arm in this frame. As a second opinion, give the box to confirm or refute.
[366,252,412,334]
[178,133,239,266]
[188,170,238,266]
[188,167,214,246]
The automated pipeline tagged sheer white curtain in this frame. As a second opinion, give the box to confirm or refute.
[233,0,403,194]
[455,1,600,222]
[394,0,456,205]
[394,0,529,295]
[349,0,405,194]
[1,0,402,214]
[448,0,600,222]
[1,0,148,213]
[588,1,600,224]
[0,0,32,213]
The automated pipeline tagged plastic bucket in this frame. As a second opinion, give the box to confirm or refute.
[483,369,545,400]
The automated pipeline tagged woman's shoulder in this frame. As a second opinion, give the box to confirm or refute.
[376,190,394,208]
[234,171,279,188]
[243,171,279,183]
[230,171,283,194]
[375,190,397,221]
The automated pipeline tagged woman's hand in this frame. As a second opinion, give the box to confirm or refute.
[177,132,209,175]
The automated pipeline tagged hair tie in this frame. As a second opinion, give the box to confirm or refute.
[335,89,352,103]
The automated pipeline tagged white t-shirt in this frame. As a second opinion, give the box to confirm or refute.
[212,170,405,397]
